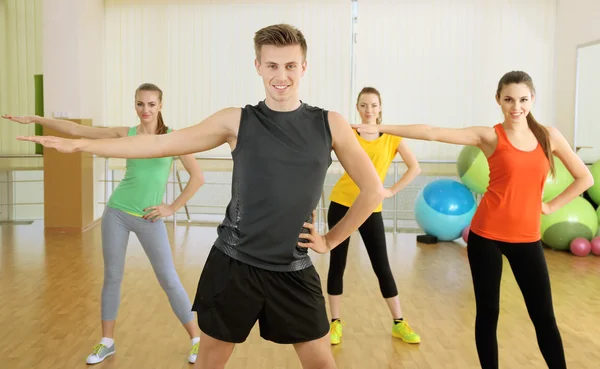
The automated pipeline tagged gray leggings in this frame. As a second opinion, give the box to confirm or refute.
[101,206,194,324]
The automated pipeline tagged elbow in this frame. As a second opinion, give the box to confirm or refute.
[410,165,422,176]
[584,174,594,191]
[367,183,386,203]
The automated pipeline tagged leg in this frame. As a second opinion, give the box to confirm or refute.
[504,241,567,369]
[133,217,198,337]
[192,247,265,366]
[192,332,235,369]
[260,265,330,344]
[467,231,504,369]
[357,211,419,343]
[294,335,337,369]
[356,211,399,314]
[326,202,351,320]
[100,207,131,335]
[86,207,130,364]
[133,216,203,362]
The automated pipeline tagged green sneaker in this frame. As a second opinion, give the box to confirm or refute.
[330,320,344,345]
[392,320,421,343]
[86,343,115,365]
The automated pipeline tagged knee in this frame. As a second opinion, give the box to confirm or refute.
[103,269,124,286]
[476,302,500,320]
[529,308,557,327]
[157,273,182,292]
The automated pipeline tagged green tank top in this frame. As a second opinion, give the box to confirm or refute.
[106,126,174,217]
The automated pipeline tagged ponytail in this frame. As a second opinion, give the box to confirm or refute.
[156,111,168,135]
[526,112,555,177]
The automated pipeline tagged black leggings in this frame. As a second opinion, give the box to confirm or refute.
[326,201,398,298]
[467,231,566,369]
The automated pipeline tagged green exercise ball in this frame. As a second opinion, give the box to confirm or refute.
[541,196,598,250]
[543,156,574,202]
[457,146,489,194]
[587,161,600,205]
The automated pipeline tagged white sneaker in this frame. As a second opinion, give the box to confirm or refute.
[188,341,199,363]
[86,343,115,365]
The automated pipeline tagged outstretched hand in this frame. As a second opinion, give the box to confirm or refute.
[297,210,331,254]
[16,135,82,154]
[350,124,380,135]
[2,114,36,124]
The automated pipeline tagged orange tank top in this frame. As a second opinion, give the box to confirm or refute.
[469,123,549,243]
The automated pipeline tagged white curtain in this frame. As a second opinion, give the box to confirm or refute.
[353,0,557,161]
[104,0,353,157]
[0,0,42,155]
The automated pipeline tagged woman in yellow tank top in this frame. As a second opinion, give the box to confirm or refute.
[327,87,422,345]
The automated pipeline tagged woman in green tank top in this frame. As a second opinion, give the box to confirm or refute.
[2,83,205,364]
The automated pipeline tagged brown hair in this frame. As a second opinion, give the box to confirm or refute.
[495,71,555,176]
[253,24,307,62]
[135,83,168,135]
[357,87,382,125]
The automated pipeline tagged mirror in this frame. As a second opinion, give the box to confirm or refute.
[574,40,600,164]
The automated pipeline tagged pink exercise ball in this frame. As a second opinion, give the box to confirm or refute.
[462,225,470,243]
[590,237,600,256]
[570,237,591,257]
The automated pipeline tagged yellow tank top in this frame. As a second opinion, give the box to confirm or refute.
[329,131,401,212]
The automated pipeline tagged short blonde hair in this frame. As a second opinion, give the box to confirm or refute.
[253,24,307,61]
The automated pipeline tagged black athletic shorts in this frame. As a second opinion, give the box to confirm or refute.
[192,246,330,344]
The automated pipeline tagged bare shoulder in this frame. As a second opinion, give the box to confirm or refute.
[212,107,242,132]
[327,111,353,146]
[545,125,569,151]
[472,125,497,143]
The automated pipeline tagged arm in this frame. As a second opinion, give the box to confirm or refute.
[17,108,241,158]
[351,123,495,147]
[142,153,205,220]
[2,114,128,139]
[169,154,205,213]
[324,112,386,249]
[544,126,594,213]
[386,140,422,196]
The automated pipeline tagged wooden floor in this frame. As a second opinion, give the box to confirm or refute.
[1,221,599,369]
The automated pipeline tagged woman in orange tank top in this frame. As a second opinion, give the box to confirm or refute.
[351,71,593,369]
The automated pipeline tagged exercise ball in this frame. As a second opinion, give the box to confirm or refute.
[414,179,477,241]
[590,237,600,256]
[570,237,591,256]
[541,196,598,251]
[457,146,489,194]
[587,161,600,205]
[462,225,470,243]
[543,156,574,202]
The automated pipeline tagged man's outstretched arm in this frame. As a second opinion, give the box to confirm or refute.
[17,108,241,159]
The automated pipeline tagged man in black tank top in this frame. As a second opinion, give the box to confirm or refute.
[20,24,386,369]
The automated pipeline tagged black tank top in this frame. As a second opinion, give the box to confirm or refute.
[213,100,333,271]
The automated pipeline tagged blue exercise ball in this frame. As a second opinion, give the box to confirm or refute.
[414,179,477,241]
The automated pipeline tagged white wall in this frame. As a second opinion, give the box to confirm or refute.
[554,0,600,146]
[42,0,106,220]
[354,0,557,161]
[103,0,353,158]
[574,42,600,163]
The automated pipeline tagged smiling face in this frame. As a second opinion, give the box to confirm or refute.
[496,83,534,124]
[135,90,162,124]
[356,92,381,125]
[255,44,306,110]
